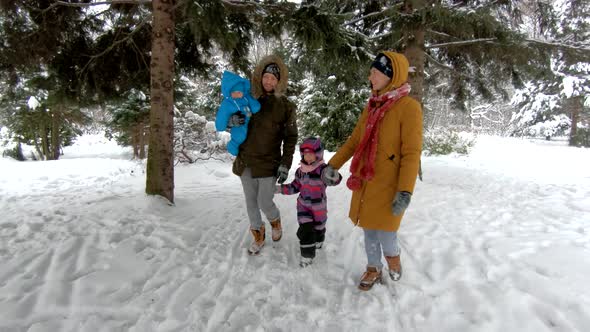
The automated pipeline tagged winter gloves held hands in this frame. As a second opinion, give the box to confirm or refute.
[391,191,412,216]
[227,111,246,128]
[321,165,342,186]
[276,165,289,184]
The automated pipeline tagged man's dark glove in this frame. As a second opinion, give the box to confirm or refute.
[227,111,246,128]
[391,191,412,216]
[276,165,289,184]
[321,165,341,186]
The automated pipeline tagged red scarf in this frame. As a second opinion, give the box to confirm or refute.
[346,83,411,191]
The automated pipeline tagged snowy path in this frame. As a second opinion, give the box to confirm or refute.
[0,136,589,331]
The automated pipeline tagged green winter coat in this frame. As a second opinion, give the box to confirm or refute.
[328,51,423,232]
[232,55,298,178]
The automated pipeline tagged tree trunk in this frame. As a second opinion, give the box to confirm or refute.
[40,122,49,160]
[146,0,175,203]
[50,110,61,160]
[403,1,426,105]
[132,127,139,159]
[15,141,25,161]
[569,96,581,146]
[139,122,147,159]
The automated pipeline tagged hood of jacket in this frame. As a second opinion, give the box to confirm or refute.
[251,55,289,99]
[221,70,251,98]
[376,51,410,95]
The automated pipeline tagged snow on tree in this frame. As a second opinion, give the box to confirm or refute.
[510,0,589,145]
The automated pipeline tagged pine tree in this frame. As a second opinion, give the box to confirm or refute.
[296,75,369,151]
[105,89,150,159]
[0,1,97,159]
[511,0,590,145]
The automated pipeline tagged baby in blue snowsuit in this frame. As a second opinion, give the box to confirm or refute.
[215,71,261,156]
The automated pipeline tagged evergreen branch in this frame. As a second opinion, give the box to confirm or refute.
[87,8,112,20]
[524,38,590,53]
[342,10,383,27]
[426,29,456,40]
[424,52,453,71]
[219,0,296,25]
[342,5,401,27]
[369,17,392,30]
[80,17,149,74]
[44,0,152,15]
[424,51,481,82]
[53,0,152,7]
[221,0,256,8]
[368,31,403,49]
[470,106,505,124]
[369,31,394,40]
[130,39,150,72]
[426,38,497,49]
[427,36,590,54]
[220,0,293,11]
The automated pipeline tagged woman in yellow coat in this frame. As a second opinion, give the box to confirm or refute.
[324,51,423,290]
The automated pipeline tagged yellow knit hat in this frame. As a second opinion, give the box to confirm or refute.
[377,51,410,93]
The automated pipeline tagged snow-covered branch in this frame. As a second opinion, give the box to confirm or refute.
[427,29,455,39]
[524,38,590,53]
[426,38,497,49]
[342,4,402,27]
[424,52,454,71]
[80,18,149,73]
[53,0,152,7]
[427,36,590,54]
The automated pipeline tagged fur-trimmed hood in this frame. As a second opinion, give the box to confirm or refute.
[251,55,289,99]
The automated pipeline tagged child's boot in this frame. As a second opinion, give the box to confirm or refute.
[248,225,265,255]
[385,255,402,281]
[358,267,382,291]
[269,218,282,242]
[299,256,313,267]
[314,228,325,249]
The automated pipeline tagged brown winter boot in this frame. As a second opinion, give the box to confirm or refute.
[248,224,265,255]
[385,255,402,281]
[269,218,282,242]
[358,267,382,291]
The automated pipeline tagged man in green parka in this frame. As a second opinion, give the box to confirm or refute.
[228,55,298,255]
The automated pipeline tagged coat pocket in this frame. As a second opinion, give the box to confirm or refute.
[232,156,246,176]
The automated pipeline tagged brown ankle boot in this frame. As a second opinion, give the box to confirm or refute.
[248,224,265,255]
[269,218,282,242]
[358,267,382,291]
[385,255,402,281]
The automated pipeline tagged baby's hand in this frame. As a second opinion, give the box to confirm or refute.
[231,91,243,99]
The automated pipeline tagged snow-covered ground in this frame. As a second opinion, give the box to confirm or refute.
[1,134,589,332]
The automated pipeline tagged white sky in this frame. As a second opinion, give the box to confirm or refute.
[0,133,589,331]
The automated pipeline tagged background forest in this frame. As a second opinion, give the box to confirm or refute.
[0,0,589,203]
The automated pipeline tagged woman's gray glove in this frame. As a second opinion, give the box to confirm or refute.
[321,165,341,186]
[391,191,412,216]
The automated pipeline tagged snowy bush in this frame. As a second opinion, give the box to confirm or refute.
[423,130,475,156]
[0,127,25,160]
[522,114,570,139]
[174,110,230,164]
